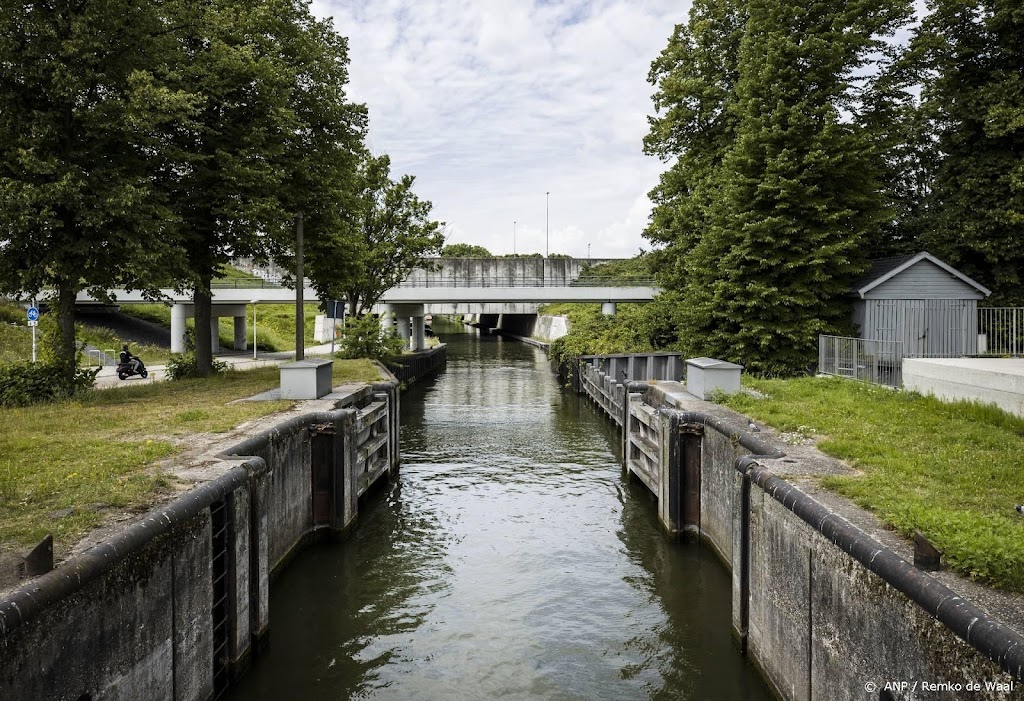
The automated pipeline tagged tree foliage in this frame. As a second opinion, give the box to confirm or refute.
[305,153,444,316]
[164,0,366,375]
[442,243,491,257]
[914,0,1024,304]
[0,0,196,387]
[642,0,746,290]
[645,0,913,374]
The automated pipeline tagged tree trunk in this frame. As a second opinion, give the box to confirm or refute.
[56,284,78,390]
[193,275,213,377]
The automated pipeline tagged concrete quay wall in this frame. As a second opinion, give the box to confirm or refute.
[0,380,403,701]
[576,361,1024,700]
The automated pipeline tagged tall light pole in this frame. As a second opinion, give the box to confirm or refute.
[545,192,550,257]
[513,220,517,255]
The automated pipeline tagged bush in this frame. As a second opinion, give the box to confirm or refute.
[0,302,25,325]
[0,361,98,407]
[335,314,404,362]
[165,353,228,381]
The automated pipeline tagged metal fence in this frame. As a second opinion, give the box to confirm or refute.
[978,307,1024,356]
[818,335,903,388]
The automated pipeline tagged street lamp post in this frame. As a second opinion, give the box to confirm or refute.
[251,300,259,360]
[513,221,516,255]
[545,192,550,257]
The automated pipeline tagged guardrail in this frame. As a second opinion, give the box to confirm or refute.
[206,275,658,290]
[818,335,903,388]
[393,276,657,288]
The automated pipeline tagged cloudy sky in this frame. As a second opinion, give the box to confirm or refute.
[309,0,689,259]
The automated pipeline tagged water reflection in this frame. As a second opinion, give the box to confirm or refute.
[228,320,770,700]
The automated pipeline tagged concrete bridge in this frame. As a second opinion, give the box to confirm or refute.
[74,257,659,353]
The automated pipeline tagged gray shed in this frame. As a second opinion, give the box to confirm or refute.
[851,252,991,357]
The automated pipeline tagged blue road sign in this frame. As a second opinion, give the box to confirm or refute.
[27,307,39,322]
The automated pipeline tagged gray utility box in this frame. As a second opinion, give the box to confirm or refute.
[686,357,743,400]
[280,359,334,400]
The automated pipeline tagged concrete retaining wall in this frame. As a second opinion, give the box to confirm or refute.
[387,344,447,388]
[575,358,1024,700]
[0,382,401,701]
[493,314,570,342]
[903,358,1024,418]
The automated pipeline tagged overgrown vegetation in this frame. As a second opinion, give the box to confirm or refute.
[0,362,98,408]
[721,376,1024,592]
[335,314,405,363]
[0,360,382,550]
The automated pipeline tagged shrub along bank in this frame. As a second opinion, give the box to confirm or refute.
[722,376,1024,593]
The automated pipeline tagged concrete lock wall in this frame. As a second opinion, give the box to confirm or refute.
[0,467,257,701]
[575,358,1024,700]
[0,378,405,701]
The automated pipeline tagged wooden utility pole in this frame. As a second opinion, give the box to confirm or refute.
[295,213,304,361]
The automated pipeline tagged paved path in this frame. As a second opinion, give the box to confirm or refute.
[93,344,338,390]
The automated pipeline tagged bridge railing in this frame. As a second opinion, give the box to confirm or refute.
[207,275,658,290]
[391,275,658,288]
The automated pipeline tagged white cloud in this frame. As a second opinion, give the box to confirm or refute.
[310,0,688,258]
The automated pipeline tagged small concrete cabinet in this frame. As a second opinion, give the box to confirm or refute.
[686,357,743,400]
[280,359,334,399]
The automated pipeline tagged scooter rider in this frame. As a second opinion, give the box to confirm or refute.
[120,344,142,374]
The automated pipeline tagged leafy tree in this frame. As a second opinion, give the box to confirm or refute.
[305,153,444,316]
[914,0,1024,304]
[642,0,746,290]
[442,243,491,257]
[676,0,912,374]
[164,0,365,375]
[0,0,196,387]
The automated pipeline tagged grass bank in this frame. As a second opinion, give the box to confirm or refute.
[0,359,381,552]
[721,376,1024,593]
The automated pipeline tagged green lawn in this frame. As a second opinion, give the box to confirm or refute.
[721,376,1024,593]
[0,359,382,552]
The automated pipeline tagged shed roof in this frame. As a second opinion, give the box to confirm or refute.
[851,251,991,299]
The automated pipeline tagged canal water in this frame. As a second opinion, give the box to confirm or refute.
[229,321,771,700]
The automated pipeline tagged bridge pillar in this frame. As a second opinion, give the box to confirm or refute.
[602,302,617,316]
[390,304,424,351]
[171,303,190,354]
[210,316,221,354]
[378,304,393,336]
[412,316,426,352]
[234,315,247,351]
[395,316,411,349]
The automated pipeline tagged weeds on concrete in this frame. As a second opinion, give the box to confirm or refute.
[723,376,1024,593]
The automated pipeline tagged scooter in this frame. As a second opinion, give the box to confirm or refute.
[116,359,148,380]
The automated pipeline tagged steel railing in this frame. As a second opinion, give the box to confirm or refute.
[818,335,903,388]
[392,276,657,288]
[208,275,656,290]
[978,307,1024,356]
